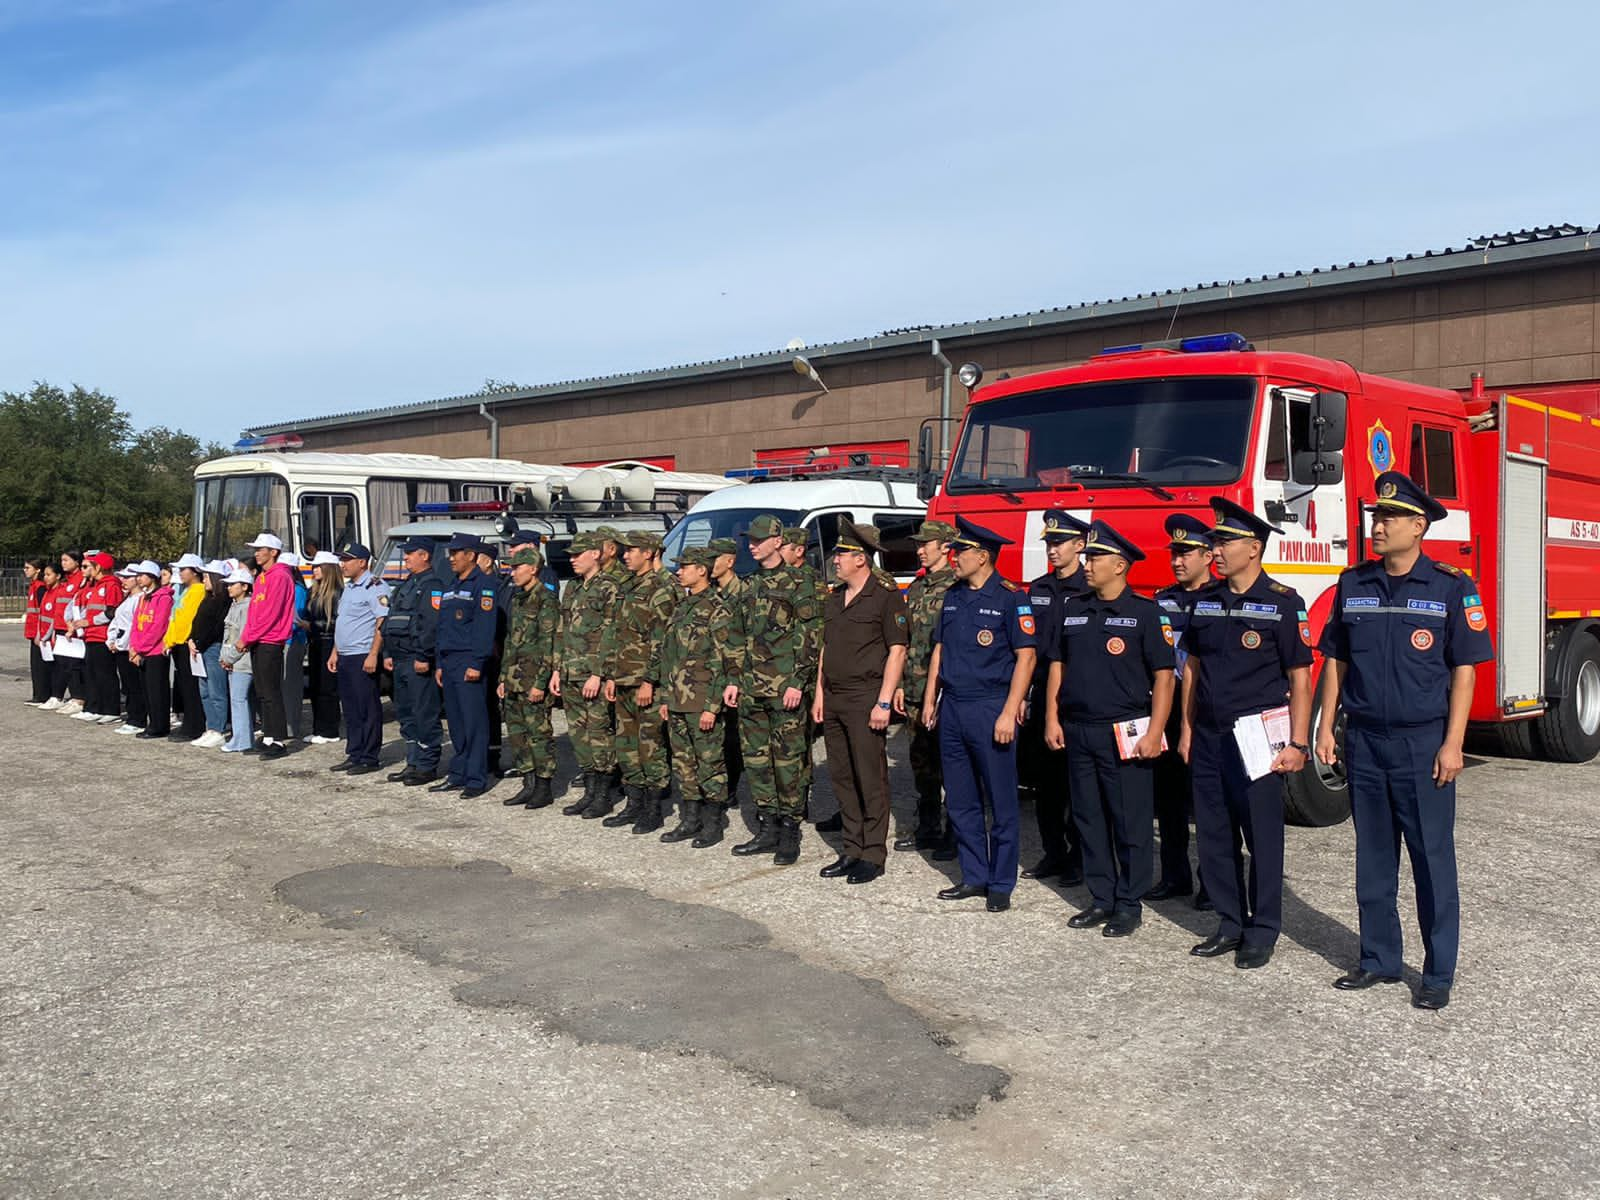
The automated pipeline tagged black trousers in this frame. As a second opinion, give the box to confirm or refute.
[484,652,503,765]
[1065,720,1155,915]
[116,651,148,727]
[335,653,384,765]
[251,642,288,741]
[85,642,120,717]
[1020,702,1081,870]
[173,649,204,737]
[142,655,171,735]
[306,636,341,738]
[29,642,51,702]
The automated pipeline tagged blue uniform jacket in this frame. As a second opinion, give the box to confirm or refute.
[1185,572,1313,730]
[934,573,1037,699]
[1050,588,1175,723]
[1317,555,1493,729]
[433,566,500,670]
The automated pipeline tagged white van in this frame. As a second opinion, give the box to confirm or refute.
[662,468,929,584]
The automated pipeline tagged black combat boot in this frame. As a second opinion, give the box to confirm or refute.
[563,772,598,816]
[630,787,665,835]
[660,798,700,843]
[582,777,623,820]
[773,816,802,866]
[523,776,554,809]
[608,766,626,804]
[504,776,536,806]
[732,813,778,856]
[602,785,644,826]
[692,801,727,849]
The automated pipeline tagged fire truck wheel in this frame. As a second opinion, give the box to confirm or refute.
[1495,717,1538,759]
[1283,683,1350,827]
[1536,631,1600,763]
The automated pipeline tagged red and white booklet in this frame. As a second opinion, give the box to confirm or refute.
[1113,716,1168,761]
[1233,705,1292,779]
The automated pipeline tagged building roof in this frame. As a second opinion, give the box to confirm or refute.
[246,223,1600,436]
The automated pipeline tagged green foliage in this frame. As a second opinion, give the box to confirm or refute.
[0,382,218,559]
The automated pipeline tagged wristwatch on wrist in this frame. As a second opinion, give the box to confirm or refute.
[876,701,892,711]
[1288,740,1310,755]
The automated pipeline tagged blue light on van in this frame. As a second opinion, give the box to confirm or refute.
[1098,331,1254,356]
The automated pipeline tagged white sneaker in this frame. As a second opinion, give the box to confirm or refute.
[302,735,316,743]
[201,731,227,748]
[72,710,100,721]
[40,697,63,711]
[58,700,84,716]
[310,734,340,745]
[23,700,44,707]
[97,714,121,724]
[115,724,142,735]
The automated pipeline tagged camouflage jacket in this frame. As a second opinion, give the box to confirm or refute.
[902,564,956,704]
[741,565,824,697]
[716,572,747,599]
[503,581,558,693]
[599,569,678,687]
[557,570,620,679]
[658,586,743,713]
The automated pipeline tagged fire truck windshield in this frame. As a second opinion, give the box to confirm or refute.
[946,376,1257,493]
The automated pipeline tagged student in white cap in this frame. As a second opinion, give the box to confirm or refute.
[280,551,310,741]
[127,561,173,738]
[188,562,232,748]
[218,566,258,752]
[164,553,208,742]
[108,564,147,734]
[238,532,296,757]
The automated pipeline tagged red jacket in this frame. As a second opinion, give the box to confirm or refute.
[41,582,68,635]
[81,575,125,644]
[23,580,45,640]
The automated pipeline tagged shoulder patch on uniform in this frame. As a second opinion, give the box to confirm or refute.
[1434,561,1463,576]
[999,578,1020,591]
[1268,581,1292,594]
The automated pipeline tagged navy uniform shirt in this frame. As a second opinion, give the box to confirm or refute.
[1155,581,1211,678]
[1028,565,1090,666]
[384,565,447,665]
[1050,588,1175,723]
[1185,572,1313,730]
[332,571,392,655]
[434,566,500,670]
[1318,555,1493,729]
[934,573,1037,699]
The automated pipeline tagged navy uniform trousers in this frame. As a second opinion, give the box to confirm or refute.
[440,651,489,790]
[939,693,1021,894]
[393,665,443,773]
[1346,721,1459,988]
[1190,725,1284,948]
[1065,721,1155,916]
[335,652,384,767]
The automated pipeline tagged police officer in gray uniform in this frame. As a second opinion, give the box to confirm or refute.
[328,544,391,774]
[385,537,447,786]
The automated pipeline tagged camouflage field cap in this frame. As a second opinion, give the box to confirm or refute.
[746,514,785,540]
[707,537,738,556]
[619,529,663,551]
[911,520,958,543]
[508,547,542,567]
[570,532,603,553]
[781,526,810,547]
[593,525,623,544]
[677,546,717,568]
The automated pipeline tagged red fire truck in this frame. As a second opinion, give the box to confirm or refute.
[918,332,1600,825]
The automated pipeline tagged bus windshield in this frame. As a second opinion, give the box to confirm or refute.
[947,376,1258,492]
[663,507,803,576]
[195,473,291,560]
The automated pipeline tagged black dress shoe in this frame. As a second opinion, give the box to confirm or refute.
[936,883,987,901]
[1067,906,1111,929]
[461,786,487,800]
[260,742,287,759]
[986,892,1011,912]
[404,770,438,786]
[136,730,162,739]
[846,862,884,886]
[1193,891,1215,912]
[819,855,858,878]
[930,842,958,862]
[1144,880,1193,901]
[1021,856,1064,880]
[1334,969,1402,991]
[1103,911,1142,938]
[1235,943,1274,970]
[428,781,462,794]
[1413,985,1451,1010]
[1190,933,1242,957]
[329,759,356,773]
[893,832,938,851]
[814,812,843,832]
[387,767,417,783]
[345,763,380,776]
[1057,866,1085,888]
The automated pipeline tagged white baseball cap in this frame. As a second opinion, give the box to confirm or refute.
[310,550,341,566]
[170,553,207,571]
[115,563,137,577]
[204,559,228,576]
[223,567,254,585]
[246,533,284,550]
[134,560,162,578]
[280,551,301,568]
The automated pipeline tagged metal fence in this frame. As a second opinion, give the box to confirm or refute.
[0,557,29,618]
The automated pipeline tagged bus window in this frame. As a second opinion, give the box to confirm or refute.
[202,475,290,559]
[299,492,359,557]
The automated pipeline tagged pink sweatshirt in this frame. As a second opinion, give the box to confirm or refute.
[129,586,174,656]
[241,561,296,646]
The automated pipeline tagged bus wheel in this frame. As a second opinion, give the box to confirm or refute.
[1537,631,1600,763]
[1283,685,1350,827]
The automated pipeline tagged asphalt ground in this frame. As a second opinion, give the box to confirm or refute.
[2,636,1597,1199]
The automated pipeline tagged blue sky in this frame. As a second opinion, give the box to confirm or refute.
[2,0,1597,445]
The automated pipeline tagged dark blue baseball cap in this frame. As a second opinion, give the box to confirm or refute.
[399,537,435,555]
[445,533,490,555]
[338,543,373,561]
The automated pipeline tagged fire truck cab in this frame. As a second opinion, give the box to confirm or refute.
[922,333,1600,824]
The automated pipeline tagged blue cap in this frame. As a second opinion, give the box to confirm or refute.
[1040,509,1091,541]
[399,537,434,555]
[1083,520,1146,563]
[950,514,1010,557]
[1208,496,1282,543]
[338,543,373,561]
[1371,470,1448,523]
[445,533,490,555]
[1164,513,1214,551]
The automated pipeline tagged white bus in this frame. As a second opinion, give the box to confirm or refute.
[192,444,735,561]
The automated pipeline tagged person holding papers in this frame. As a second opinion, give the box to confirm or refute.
[1179,498,1313,969]
[1044,521,1175,938]
[1315,471,1492,1011]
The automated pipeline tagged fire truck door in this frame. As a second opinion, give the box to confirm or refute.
[1404,421,1476,571]
[1256,387,1349,606]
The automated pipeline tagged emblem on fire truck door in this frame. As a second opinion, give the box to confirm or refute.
[1366,419,1394,476]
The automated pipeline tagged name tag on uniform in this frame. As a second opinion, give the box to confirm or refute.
[979,606,1002,617]
[1105,616,1137,628]
[1344,596,1380,610]
[1158,597,1180,611]
[1407,599,1448,615]
[1062,615,1089,627]
[1242,602,1278,616]
[1194,601,1224,614]
[1033,595,1052,606]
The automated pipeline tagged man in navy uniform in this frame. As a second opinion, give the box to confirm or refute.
[1021,509,1091,885]
[1151,514,1217,906]
[1316,470,1492,1010]
[920,515,1037,912]
[1044,521,1175,938]
[431,533,500,799]
[1180,498,1313,969]
[384,538,447,786]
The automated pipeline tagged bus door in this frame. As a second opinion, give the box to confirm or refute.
[298,491,360,557]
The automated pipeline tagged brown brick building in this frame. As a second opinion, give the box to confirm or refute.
[247,225,1600,472]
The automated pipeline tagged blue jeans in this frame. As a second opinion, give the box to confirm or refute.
[201,644,229,733]
[225,670,256,751]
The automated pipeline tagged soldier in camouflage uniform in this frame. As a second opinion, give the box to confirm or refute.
[590,525,629,806]
[780,526,831,828]
[710,536,745,800]
[555,533,622,816]
[656,547,743,847]
[732,514,824,865]
[598,530,677,834]
[499,546,559,808]
[893,520,959,854]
